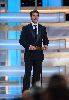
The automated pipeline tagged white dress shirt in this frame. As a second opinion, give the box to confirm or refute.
[31,22,38,35]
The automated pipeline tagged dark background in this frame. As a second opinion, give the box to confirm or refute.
[21,0,42,7]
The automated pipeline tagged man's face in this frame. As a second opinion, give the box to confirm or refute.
[31,12,39,23]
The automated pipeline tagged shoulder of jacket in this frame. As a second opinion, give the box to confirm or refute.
[39,24,46,28]
[25,23,31,27]
[22,24,30,30]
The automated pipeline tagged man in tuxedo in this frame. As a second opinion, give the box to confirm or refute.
[19,10,49,92]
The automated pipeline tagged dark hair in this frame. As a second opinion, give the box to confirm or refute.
[32,86,42,100]
[47,74,69,100]
[48,74,67,88]
[30,10,39,17]
[41,74,69,100]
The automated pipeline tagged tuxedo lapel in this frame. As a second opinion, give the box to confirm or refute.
[28,23,42,44]
[35,24,41,43]
[29,23,35,39]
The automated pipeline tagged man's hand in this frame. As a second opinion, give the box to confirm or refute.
[29,45,36,50]
[43,45,48,50]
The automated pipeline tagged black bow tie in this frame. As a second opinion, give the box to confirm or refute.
[33,25,37,29]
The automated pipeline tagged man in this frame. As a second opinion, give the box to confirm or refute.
[19,10,49,92]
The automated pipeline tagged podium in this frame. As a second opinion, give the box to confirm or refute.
[35,47,44,50]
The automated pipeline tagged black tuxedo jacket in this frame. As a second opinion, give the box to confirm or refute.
[19,23,49,61]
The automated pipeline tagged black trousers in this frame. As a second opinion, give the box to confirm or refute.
[22,60,42,92]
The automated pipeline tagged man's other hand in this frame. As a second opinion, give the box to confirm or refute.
[43,45,48,50]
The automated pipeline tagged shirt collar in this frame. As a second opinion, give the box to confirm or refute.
[31,22,38,26]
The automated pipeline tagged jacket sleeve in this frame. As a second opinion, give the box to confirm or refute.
[42,27,49,46]
[19,26,30,49]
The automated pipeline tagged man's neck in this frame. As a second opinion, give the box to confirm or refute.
[31,22,38,25]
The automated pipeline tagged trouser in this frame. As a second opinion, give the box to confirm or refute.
[22,60,42,92]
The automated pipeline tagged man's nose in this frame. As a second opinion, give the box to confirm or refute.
[35,16,37,19]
